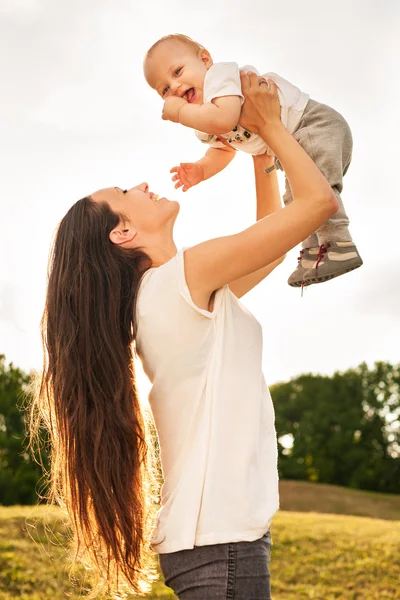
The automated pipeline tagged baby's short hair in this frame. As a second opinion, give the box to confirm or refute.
[145,34,205,59]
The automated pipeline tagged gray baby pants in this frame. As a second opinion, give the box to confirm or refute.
[280,99,353,248]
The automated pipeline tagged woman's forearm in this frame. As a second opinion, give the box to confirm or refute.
[259,122,337,212]
[253,154,281,220]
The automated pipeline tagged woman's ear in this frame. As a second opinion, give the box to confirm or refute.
[109,225,137,246]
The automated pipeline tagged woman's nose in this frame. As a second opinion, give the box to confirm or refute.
[131,182,149,193]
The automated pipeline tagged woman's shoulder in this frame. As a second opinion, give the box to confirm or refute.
[138,251,181,299]
[137,248,228,321]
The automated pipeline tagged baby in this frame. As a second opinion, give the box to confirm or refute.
[143,34,363,288]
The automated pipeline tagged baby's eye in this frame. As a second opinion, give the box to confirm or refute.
[175,67,182,76]
[162,86,169,96]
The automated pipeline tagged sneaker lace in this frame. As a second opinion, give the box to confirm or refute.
[297,249,304,264]
[315,243,331,272]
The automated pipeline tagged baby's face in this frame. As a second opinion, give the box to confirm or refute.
[144,41,212,105]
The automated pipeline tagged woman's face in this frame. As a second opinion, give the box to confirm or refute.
[91,182,179,247]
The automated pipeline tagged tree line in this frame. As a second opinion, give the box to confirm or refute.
[0,354,399,505]
[271,361,400,493]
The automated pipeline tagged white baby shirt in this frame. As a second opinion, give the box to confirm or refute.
[135,250,279,554]
[195,62,310,155]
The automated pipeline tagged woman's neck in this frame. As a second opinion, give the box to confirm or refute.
[147,238,178,267]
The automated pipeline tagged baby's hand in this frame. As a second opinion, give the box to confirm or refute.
[162,97,187,123]
[170,162,205,192]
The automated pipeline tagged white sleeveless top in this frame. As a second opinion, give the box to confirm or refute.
[135,250,279,553]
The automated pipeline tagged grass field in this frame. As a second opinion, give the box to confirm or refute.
[1,481,400,600]
[279,480,400,521]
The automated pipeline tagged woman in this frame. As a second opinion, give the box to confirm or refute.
[30,73,337,599]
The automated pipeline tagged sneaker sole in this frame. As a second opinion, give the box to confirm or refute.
[288,279,313,288]
[305,261,363,285]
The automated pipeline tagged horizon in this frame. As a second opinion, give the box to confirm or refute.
[0,0,399,394]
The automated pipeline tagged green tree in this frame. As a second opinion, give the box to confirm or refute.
[271,361,400,493]
[2,355,399,504]
[0,355,48,505]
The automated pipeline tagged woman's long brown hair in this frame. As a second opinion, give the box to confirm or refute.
[29,197,158,597]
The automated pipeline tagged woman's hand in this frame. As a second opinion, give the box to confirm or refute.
[238,72,281,135]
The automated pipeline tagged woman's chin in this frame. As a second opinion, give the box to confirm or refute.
[169,199,181,216]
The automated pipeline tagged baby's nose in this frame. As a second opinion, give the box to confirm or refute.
[171,82,181,96]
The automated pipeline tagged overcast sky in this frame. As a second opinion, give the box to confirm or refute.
[0,0,399,397]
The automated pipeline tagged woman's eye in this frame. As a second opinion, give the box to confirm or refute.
[122,189,127,194]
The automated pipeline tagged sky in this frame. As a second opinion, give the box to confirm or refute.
[0,0,399,398]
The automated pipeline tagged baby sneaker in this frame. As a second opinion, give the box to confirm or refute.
[302,241,363,285]
[288,247,321,287]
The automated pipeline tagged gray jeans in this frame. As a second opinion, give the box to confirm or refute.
[159,530,272,599]
[280,98,354,248]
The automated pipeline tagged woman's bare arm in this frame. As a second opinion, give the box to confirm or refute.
[228,153,285,298]
[184,74,338,310]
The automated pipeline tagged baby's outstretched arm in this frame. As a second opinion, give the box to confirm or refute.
[163,95,241,134]
[171,146,236,192]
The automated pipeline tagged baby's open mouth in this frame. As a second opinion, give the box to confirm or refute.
[186,88,196,103]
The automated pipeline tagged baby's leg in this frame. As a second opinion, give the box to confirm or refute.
[296,100,353,243]
[282,174,320,287]
[290,100,362,285]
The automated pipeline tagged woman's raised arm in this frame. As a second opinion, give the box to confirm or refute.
[228,152,285,298]
[184,73,338,311]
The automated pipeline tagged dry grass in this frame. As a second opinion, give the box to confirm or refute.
[1,481,400,599]
[270,510,400,599]
[279,480,400,521]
